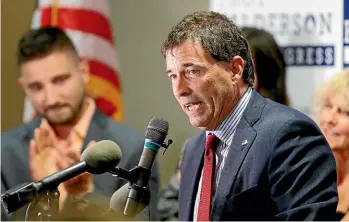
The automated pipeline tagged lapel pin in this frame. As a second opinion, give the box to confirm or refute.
[241,140,248,146]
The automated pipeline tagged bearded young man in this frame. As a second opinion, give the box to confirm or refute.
[1,27,159,221]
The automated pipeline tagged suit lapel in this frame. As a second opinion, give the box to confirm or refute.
[211,118,257,220]
[81,109,116,193]
[180,132,206,221]
[23,118,41,142]
[211,90,265,221]
[81,109,106,152]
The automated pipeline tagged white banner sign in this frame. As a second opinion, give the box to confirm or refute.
[210,0,349,115]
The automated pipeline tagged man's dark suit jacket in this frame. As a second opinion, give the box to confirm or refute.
[179,90,338,221]
[1,109,159,220]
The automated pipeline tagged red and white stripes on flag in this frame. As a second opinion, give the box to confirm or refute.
[24,0,123,122]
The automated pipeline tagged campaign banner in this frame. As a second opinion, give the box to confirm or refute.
[210,0,347,115]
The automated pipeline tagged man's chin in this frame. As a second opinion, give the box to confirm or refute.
[46,115,74,125]
[188,117,208,130]
[47,119,71,125]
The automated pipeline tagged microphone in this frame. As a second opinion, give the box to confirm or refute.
[1,140,122,214]
[109,183,150,215]
[124,117,169,217]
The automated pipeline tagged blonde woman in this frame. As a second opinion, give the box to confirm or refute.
[313,68,349,220]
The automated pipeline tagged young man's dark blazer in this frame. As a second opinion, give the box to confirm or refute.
[1,109,159,221]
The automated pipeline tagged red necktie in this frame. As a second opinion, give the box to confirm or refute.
[198,133,217,221]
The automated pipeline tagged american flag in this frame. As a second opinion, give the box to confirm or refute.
[23,0,123,122]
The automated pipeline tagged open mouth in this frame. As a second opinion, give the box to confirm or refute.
[184,102,203,112]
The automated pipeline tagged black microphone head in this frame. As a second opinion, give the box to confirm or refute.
[81,140,122,174]
[110,183,150,214]
[145,117,169,145]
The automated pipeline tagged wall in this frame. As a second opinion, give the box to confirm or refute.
[1,0,35,132]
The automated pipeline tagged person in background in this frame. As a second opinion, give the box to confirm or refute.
[161,11,337,220]
[1,26,159,221]
[241,27,288,105]
[313,68,349,220]
[157,26,289,221]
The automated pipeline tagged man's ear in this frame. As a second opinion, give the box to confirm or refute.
[230,56,244,83]
[79,59,90,84]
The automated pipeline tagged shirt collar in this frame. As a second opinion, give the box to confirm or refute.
[207,87,252,146]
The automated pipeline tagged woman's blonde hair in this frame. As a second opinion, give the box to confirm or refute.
[313,68,349,120]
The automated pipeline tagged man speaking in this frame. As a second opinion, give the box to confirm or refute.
[161,11,338,221]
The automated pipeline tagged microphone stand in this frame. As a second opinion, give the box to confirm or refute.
[24,188,60,221]
[108,139,173,218]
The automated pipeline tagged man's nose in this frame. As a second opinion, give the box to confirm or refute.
[44,87,59,106]
[173,76,191,97]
